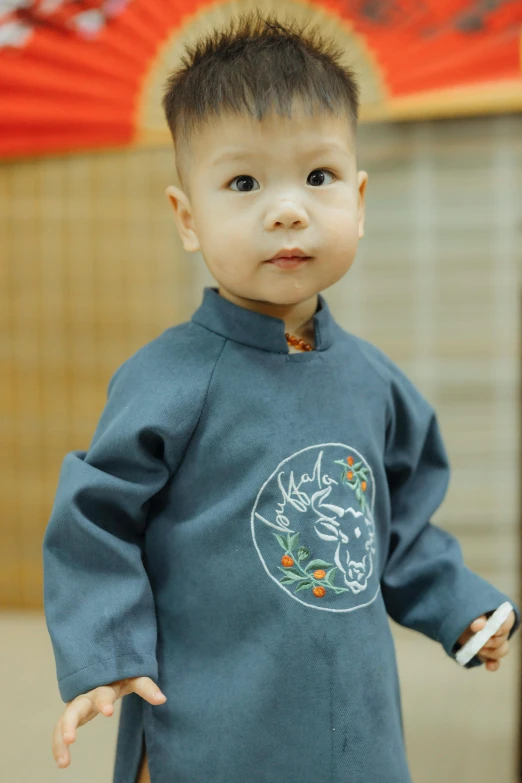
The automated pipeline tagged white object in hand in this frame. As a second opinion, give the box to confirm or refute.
[455,601,513,667]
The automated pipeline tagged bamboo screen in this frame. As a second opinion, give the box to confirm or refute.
[1,147,192,608]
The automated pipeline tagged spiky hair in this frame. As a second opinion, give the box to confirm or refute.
[162,9,360,188]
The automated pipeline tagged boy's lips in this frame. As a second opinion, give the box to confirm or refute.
[267,257,311,269]
[266,248,312,268]
[268,247,309,260]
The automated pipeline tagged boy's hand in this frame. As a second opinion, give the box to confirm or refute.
[456,610,516,671]
[52,676,166,769]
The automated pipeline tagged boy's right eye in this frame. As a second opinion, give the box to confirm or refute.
[227,175,259,192]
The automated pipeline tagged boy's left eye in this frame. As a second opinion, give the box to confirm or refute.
[307,168,337,187]
[226,168,336,192]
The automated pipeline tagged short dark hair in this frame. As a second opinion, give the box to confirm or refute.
[162,9,360,190]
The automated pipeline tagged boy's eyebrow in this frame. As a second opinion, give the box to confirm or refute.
[210,142,351,167]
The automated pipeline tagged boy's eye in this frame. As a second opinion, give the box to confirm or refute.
[226,168,336,192]
[307,169,336,187]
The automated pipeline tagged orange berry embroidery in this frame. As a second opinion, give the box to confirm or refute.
[273,532,350,598]
[334,453,370,513]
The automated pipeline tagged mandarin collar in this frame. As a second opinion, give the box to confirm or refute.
[190,287,335,354]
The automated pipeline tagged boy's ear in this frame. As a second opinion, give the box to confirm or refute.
[165,185,200,253]
[357,171,368,239]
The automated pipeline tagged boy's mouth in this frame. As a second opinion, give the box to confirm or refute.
[267,257,311,269]
[266,248,312,268]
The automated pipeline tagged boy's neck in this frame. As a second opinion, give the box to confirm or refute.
[217,287,318,343]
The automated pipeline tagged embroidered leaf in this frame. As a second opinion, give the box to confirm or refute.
[353,461,362,470]
[348,482,357,489]
[279,577,297,585]
[273,533,288,550]
[359,468,368,477]
[304,558,334,571]
[355,488,362,502]
[288,533,300,551]
[294,581,313,592]
[277,567,304,581]
[325,567,338,586]
[297,546,310,561]
[333,459,349,467]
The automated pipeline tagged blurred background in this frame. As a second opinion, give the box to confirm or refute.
[1,1,522,781]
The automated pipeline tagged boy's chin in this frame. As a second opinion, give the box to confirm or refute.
[216,284,303,308]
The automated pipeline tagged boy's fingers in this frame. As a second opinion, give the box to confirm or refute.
[471,609,514,644]
[130,676,167,705]
[53,687,116,767]
[53,719,72,767]
[483,634,507,650]
[486,641,510,660]
[92,685,118,716]
[62,693,94,735]
[484,610,515,638]
[52,680,162,768]
[469,616,487,632]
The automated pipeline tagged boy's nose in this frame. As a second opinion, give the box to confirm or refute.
[264,201,310,230]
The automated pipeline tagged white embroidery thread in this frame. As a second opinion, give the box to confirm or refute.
[251,443,380,612]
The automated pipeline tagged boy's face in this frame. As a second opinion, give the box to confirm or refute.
[166,102,367,311]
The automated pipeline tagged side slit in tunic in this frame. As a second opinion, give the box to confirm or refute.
[136,737,149,783]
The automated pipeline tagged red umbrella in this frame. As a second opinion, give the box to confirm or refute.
[1,0,521,160]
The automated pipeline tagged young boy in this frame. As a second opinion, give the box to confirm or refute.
[43,10,520,783]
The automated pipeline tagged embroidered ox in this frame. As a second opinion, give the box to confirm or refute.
[310,485,376,595]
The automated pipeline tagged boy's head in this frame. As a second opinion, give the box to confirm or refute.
[162,10,367,312]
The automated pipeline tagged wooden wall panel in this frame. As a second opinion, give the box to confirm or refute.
[1,147,192,607]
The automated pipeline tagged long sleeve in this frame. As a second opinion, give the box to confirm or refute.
[380,364,520,668]
[42,337,209,702]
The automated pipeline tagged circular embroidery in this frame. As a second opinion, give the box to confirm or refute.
[251,444,380,612]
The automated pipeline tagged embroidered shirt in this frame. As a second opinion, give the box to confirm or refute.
[43,286,520,783]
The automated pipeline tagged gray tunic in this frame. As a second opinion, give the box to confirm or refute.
[43,286,520,783]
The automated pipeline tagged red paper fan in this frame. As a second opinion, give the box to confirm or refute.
[1,0,521,160]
